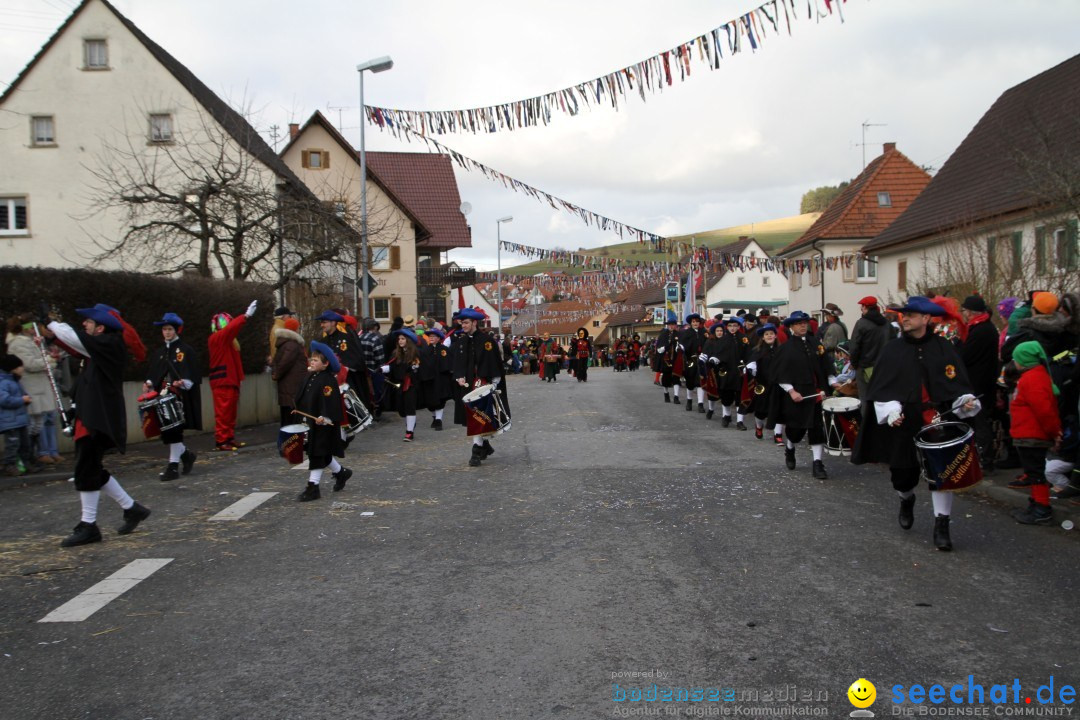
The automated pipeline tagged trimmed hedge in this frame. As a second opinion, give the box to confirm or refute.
[0,267,274,382]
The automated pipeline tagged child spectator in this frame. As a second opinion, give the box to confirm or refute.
[1008,341,1062,525]
[0,354,40,475]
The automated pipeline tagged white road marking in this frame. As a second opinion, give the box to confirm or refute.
[39,559,173,623]
[209,491,279,521]
[360,512,374,517]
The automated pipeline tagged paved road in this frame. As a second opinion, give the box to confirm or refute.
[1,369,1076,719]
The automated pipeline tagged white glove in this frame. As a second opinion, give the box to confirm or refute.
[180,379,194,390]
[698,355,711,364]
[874,400,903,425]
[657,346,666,354]
[245,300,257,318]
[411,363,419,371]
[952,393,981,419]
[492,377,501,387]
[380,364,390,374]
[746,361,757,376]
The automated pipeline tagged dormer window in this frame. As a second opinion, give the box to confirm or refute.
[302,150,329,169]
[877,192,892,207]
[84,39,108,69]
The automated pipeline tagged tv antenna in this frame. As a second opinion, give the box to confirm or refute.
[327,103,356,132]
[858,119,887,169]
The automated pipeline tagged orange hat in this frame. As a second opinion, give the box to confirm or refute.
[857,296,878,306]
[283,317,300,332]
[1032,292,1059,315]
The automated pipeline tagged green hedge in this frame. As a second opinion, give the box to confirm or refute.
[0,267,274,381]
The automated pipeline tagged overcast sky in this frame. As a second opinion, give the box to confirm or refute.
[3,0,1080,270]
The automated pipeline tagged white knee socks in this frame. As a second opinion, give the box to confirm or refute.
[473,437,484,446]
[931,490,953,517]
[169,442,184,463]
[697,388,705,404]
[102,477,134,510]
[707,400,715,411]
[328,458,342,474]
[80,491,100,523]
[736,412,745,423]
[434,409,444,421]
[722,405,732,418]
[309,468,324,485]
[406,415,416,432]
[755,418,764,429]
[811,444,824,462]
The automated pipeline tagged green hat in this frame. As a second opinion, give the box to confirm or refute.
[1013,341,1059,395]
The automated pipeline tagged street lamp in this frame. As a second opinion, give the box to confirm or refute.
[496,215,513,334]
[356,55,393,317]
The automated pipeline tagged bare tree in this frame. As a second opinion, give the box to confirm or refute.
[80,104,359,292]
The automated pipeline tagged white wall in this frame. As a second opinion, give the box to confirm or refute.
[704,241,788,315]
[781,240,876,318]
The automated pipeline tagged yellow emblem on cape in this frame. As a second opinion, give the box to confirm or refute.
[322,385,333,397]
[741,337,749,344]
[440,349,447,357]
[945,364,956,379]
[339,341,347,352]
[175,351,185,362]
[484,341,493,351]
[817,344,825,355]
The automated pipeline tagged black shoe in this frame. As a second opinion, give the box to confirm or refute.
[482,440,495,457]
[721,416,731,428]
[297,482,321,502]
[1052,484,1080,501]
[1007,474,1034,490]
[686,399,693,411]
[663,394,671,403]
[332,467,352,492]
[706,410,714,420]
[899,494,916,530]
[784,448,796,470]
[933,514,953,551]
[812,460,828,479]
[117,502,151,535]
[61,521,102,547]
[432,419,443,431]
[469,445,484,467]
[180,450,196,475]
[159,462,179,482]
[1011,499,1053,525]
[697,403,706,414]
[736,421,747,431]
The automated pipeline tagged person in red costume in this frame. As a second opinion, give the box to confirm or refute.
[208,300,257,451]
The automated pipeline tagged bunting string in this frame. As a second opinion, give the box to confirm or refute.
[365,0,849,134]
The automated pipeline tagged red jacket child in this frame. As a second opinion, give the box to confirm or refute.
[1009,363,1060,442]
[208,301,257,449]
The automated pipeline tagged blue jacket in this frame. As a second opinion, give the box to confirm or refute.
[0,372,30,432]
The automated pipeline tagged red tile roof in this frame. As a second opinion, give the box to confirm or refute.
[781,145,931,255]
[365,152,472,250]
[865,53,1080,253]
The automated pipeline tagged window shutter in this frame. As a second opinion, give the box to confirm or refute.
[391,297,402,318]
[1066,219,1079,271]
[323,151,330,169]
[1010,231,1023,277]
[987,237,997,282]
[365,246,373,265]
[1035,226,1046,275]
[301,150,310,169]
[898,260,907,292]
[390,245,401,270]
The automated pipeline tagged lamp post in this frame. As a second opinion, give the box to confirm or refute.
[356,55,393,317]
[496,215,513,333]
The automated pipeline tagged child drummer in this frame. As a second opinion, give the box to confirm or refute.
[294,341,352,502]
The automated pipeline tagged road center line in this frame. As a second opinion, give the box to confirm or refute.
[38,559,174,623]
[209,491,279,521]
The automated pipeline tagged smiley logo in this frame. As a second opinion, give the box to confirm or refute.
[848,678,876,709]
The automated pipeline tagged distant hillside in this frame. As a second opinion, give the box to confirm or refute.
[503,213,819,276]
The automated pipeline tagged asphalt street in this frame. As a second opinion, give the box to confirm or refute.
[0,368,1076,719]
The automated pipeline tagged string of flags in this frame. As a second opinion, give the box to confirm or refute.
[365,0,849,135]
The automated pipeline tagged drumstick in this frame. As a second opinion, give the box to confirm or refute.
[291,409,328,424]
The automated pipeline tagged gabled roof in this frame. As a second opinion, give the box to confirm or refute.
[781,144,931,256]
[1,0,311,197]
[282,111,430,240]
[865,53,1080,253]
[364,152,472,251]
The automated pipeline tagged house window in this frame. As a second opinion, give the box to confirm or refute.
[856,255,877,282]
[301,150,329,169]
[149,114,173,143]
[372,298,390,320]
[762,276,770,287]
[737,276,746,288]
[1036,226,1049,275]
[898,260,908,292]
[31,116,55,146]
[841,252,856,282]
[0,197,29,236]
[1055,221,1079,271]
[592,320,600,328]
[877,192,892,207]
[83,39,108,69]
[789,272,802,291]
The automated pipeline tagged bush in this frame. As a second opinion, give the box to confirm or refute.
[0,267,274,381]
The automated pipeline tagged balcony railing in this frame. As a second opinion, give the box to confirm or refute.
[417,266,476,288]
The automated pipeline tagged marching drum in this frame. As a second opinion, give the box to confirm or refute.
[914,421,983,492]
[822,396,862,456]
[155,392,186,432]
[462,383,511,437]
[277,423,308,465]
[340,383,373,437]
[137,392,162,439]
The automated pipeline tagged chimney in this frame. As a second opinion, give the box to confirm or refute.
[883,142,896,153]
[288,123,300,140]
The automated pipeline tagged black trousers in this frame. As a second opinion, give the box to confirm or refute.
[784,409,825,445]
[890,466,920,493]
[74,434,114,492]
[1017,446,1049,484]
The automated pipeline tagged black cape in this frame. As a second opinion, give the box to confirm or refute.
[147,338,203,431]
[294,368,346,459]
[452,329,509,426]
[74,327,127,452]
[766,333,830,430]
[852,331,975,469]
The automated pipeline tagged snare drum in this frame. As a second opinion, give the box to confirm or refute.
[462,383,511,437]
[822,396,861,456]
[277,423,308,465]
[155,392,186,432]
[340,383,373,437]
[137,391,162,439]
[914,421,983,492]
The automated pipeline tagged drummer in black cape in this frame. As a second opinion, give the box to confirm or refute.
[767,311,830,479]
[680,313,708,413]
[655,313,682,404]
[851,296,981,551]
[419,328,454,431]
[294,340,352,502]
[452,308,508,466]
[144,313,201,481]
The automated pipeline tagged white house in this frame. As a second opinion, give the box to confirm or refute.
[702,237,788,317]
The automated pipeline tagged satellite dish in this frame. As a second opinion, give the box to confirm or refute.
[459,202,472,217]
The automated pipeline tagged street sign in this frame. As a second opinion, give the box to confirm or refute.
[665,282,679,302]
[362,271,378,294]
